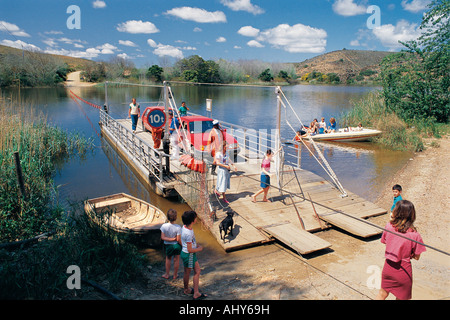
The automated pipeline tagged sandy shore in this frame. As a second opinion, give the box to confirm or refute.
[64,71,97,87]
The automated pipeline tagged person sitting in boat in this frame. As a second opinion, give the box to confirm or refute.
[293,129,307,142]
[307,119,318,135]
[319,117,327,134]
[312,123,321,135]
[328,117,337,133]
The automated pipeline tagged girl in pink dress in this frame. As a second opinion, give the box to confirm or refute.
[376,200,426,300]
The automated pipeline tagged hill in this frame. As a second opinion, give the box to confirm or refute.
[0,44,95,70]
[294,49,393,84]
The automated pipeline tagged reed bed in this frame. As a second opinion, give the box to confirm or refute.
[0,99,91,242]
[0,98,147,299]
[340,92,425,152]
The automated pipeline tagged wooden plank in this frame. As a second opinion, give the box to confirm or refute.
[209,211,271,252]
[319,212,382,238]
[263,223,331,255]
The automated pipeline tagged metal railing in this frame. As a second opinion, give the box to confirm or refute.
[99,110,169,183]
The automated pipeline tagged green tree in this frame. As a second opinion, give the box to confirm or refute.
[381,0,449,123]
[278,70,290,81]
[258,68,273,82]
[147,64,164,82]
[176,55,222,83]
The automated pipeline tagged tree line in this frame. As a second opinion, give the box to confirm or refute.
[0,51,71,87]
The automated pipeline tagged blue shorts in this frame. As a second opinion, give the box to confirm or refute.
[260,174,270,188]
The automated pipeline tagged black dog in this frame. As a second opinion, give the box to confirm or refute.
[219,211,234,241]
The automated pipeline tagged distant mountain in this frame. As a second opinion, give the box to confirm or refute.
[294,49,393,84]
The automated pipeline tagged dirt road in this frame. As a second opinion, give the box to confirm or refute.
[65,71,96,87]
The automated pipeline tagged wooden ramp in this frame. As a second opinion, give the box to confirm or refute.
[263,223,331,255]
[318,212,381,238]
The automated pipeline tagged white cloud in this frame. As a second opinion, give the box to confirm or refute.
[247,40,264,48]
[44,30,63,35]
[372,20,422,50]
[153,44,184,59]
[237,26,260,37]
[96,43,117,54]
[119,40,138,47]
[147,39,158,48]
[165,7,227,23]
[216,36,227,43]
[116,20,160,34]
[92,1,106,9]
[256,23,327,53]
[220,0,265,15]
[1,39,40,51]
[59,37,87,47]
[44,48,100,59]
[117,53,131,60]
[0,21,30,37]
[332,0,367,16]
[43,39,57,47]
[401,0,431,13]
[193,27,203,32]
[147,38,184,59]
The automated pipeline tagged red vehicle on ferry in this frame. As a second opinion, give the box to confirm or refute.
[142,106,240,159]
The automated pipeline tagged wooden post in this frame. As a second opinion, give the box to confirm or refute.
[275,87,283,196]
[14,151,27,200]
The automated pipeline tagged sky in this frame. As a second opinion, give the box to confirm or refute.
[0,0,432,67]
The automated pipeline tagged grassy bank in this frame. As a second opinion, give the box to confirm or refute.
[0,100,147,299]
[340,92,447,152]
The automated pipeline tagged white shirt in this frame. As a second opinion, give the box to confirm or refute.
[160,222,181,245]
[180,225,196,253]
[129,103,140,115]
[319,121,327,129]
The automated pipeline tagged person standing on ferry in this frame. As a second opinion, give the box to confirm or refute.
[128,98,140,133]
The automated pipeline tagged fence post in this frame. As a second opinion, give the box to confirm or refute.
[14,151,27,200]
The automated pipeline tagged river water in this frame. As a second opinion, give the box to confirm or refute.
[1,84,411,256]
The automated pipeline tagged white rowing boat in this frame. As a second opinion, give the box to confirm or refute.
[84,193,167,247]
[309,128,382,142]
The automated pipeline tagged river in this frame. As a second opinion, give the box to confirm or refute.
[1,84,412,257]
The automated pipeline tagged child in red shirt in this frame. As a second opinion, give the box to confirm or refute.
[376,200,426,300]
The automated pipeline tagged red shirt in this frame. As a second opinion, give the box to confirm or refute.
[381,223,426,263]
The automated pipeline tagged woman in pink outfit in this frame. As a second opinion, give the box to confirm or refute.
[376,200,426,300]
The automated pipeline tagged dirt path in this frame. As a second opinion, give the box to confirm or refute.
[117,136,449,301]
[65,71,97,87]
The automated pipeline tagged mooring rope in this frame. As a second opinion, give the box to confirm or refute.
[69,90,103,110]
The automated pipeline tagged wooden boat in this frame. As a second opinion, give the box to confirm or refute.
[84,193,167,247]
[309,128,382,142]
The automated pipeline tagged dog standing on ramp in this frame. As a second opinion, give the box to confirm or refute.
[219,211,234,242]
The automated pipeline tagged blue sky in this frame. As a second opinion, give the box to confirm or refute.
[0,0,431,66]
